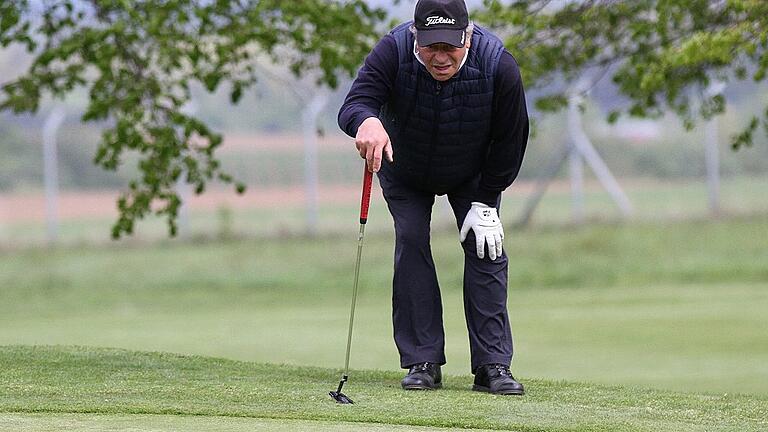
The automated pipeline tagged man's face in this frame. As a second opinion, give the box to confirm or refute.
[416,39,469,81]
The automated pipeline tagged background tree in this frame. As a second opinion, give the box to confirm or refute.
[0,0,386,238]
[474,0,768,149]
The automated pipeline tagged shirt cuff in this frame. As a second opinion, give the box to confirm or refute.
[475,189,501,208]
[351,114,380,136]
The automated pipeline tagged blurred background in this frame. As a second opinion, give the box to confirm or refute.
[3,57,767,243]
[1,1,767,398]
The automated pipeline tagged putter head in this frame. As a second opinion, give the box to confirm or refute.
[329,391,354,404]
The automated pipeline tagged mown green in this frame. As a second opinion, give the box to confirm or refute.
[1,346,766,432]
[1,414,506,432]
[1,217,766,396]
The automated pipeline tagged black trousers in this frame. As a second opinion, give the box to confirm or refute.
[377,168,513,373]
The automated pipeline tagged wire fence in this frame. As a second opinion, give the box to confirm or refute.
[2,134,767,248]
[2,82,768,247]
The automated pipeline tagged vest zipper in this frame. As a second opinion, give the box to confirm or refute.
[428,82,442,187]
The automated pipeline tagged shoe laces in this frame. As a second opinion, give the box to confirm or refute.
[410,362,432,373]
[492,364,512,377]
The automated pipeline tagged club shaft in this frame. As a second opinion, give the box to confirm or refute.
[336,166,373,388]
[343,223,366,376]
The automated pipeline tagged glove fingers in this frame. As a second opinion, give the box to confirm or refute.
[475,233,485,259]
[494,232,503,260]
[486,232,497,260]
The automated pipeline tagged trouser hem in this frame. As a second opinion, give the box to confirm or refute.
[471,356,513,374]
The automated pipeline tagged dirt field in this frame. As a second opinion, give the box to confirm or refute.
[6,175,762,226]
[0,185,375,224]
[218,132,352,152]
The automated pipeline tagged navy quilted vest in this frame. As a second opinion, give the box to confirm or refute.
[380,22,504,194]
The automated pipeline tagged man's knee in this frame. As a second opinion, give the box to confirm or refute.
[394,222,431,247]
[460,230,508,263]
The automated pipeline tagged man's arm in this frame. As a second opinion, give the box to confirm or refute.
[476,50,530,206]
[338,34,398,172]
[338,34,398,138]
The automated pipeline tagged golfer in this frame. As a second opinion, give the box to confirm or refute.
[338,0,528,395]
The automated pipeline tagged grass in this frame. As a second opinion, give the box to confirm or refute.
[1,414,498,432]
[1,217,767,396]
[1,346,767,432]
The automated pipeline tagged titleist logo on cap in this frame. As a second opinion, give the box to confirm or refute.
[425,16,456,26]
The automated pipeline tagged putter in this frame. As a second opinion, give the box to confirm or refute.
[329,164,374,405]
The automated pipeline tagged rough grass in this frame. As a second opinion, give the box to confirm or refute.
[1,346,766,432]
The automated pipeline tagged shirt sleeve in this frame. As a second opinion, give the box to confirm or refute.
[476,50,530,207]
[337,34,399,138]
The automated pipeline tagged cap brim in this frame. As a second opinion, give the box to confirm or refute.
[416,29,465,48]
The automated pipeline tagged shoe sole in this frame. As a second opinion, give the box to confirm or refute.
[472,384,524,395]
[402,383,442,390]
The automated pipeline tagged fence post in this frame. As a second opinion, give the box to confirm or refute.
[704,82,725,216]
[302,91,328,236]
[43,106,66,246]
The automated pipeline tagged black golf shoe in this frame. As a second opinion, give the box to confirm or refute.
[401,362,442,390]
[472,364,524,395]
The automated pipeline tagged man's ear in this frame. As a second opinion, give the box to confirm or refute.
[465,35,472,49]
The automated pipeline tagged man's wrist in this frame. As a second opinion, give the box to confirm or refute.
[353,115,380,135]
[474,190,500,208]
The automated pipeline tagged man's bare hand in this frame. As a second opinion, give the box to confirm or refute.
[356,117,394,173]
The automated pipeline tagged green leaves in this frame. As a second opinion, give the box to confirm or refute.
[474,0,768,150]
[1,0,386,238]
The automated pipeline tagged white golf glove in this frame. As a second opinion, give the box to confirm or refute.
[459,202,504,260]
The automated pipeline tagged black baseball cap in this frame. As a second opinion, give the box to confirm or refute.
[414,0,469,48]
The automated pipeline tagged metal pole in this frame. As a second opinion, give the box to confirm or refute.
[43,106,66,246]
[703,82,725,216]
[516,143,570,228]
[302,92,328,236]
[568,95,633,217]
[704,117,720,216]
[565,81,586,224]
[518,77,632,227]
[568,140,585,224]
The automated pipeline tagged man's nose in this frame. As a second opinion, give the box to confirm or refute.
[434,51,449,62]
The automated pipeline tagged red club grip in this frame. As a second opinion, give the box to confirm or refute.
[359,166,373,224]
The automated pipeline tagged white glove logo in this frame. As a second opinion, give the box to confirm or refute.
[459,202,504,260]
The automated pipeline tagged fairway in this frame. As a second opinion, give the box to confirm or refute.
[1,414,506,432]
[1,346,766,432]
[1,217,767,397]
